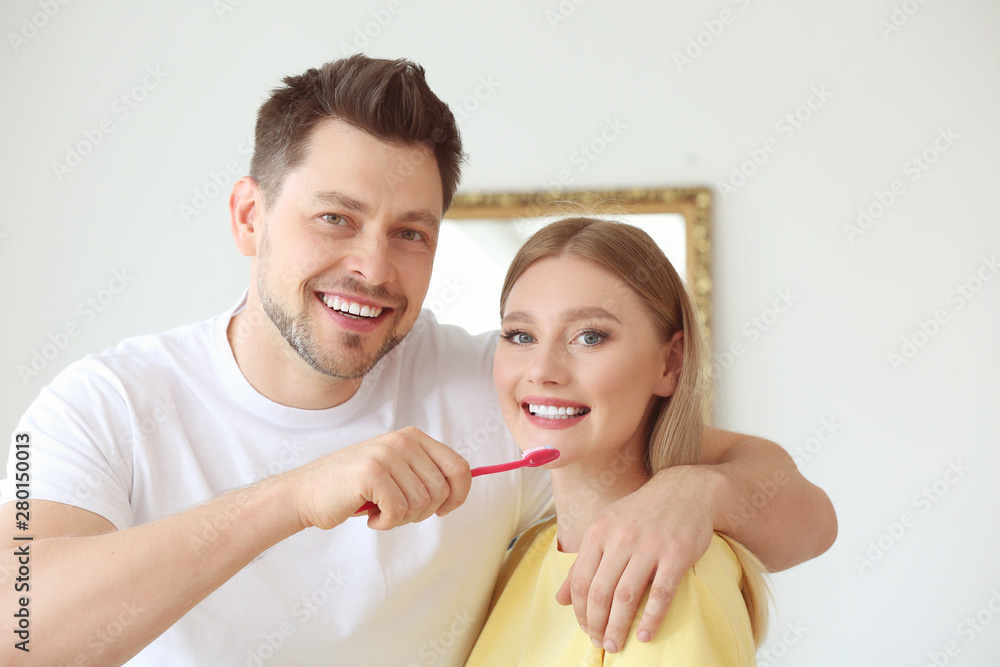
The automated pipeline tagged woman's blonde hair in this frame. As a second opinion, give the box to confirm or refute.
[499,216,769,645]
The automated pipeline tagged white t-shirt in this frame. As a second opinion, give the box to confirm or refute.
[1,293,554,666]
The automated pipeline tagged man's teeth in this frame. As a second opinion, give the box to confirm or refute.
[528,404,590,419]
[321,295,384,319]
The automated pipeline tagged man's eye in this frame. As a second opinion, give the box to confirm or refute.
[398,229,425,242]
[321,214,348,225]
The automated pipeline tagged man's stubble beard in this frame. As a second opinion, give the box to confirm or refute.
[255,229,410,380]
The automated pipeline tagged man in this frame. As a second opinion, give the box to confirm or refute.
[0,55,835,665]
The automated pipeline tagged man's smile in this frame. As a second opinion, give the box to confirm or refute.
[319,293,386,319]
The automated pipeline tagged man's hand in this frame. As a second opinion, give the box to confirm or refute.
[556,465,720,653]
[288,426,472,531]
[558,428,837,653]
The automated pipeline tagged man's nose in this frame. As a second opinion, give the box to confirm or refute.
[342,231,395,286]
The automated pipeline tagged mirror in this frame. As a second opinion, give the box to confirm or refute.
[427,187,713,340]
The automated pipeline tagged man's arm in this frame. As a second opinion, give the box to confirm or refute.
[701,426,838,569]
[557,426,836,654]
[0,427,470,666]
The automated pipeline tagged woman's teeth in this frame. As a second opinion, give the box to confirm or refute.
[321,294,383,319]
[528,404,590,419]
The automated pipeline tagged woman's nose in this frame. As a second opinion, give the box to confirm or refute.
[525,342,570,386]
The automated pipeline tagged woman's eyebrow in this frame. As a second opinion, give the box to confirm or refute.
[560,306,620,324]
[500,310,533,325]
[500,307,620,325]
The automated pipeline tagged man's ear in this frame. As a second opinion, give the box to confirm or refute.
[230,176,263,257]
[653,330,685,398]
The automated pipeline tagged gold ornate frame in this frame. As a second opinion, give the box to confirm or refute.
[445,187,713,338]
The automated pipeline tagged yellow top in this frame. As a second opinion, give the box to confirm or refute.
[466,519,755,666]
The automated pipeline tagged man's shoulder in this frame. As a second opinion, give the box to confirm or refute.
[100,314,216,364]
[52,313,221,395]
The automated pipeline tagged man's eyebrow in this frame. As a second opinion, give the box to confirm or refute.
[309,190,440,230]
[398,208,441,231]
[309,190,369,215]
[501,306,621,325]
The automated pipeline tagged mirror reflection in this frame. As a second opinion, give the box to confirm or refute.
[428,189,713,339]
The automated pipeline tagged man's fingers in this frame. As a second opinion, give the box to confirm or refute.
[365,428,470,525]
[296,426,471,530]
[419,438,471,516]
[364,483,408,529]
[599,557,657,653]
[556,563,574,607]
[564,544,602,633]
[635,566,680,643]
[583,551,630,650]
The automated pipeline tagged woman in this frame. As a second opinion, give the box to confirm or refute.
[466,217,768,665]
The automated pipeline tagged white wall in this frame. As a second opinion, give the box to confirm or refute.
[2,1,998,664]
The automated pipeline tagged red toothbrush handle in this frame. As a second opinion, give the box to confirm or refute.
[470,461,521,477]
[354,461,523,514]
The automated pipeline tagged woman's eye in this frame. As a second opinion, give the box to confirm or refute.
[501,330,535,345]
[574,331,606,346]
[322,214,348,226]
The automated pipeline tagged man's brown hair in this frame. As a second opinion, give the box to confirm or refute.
[250,54,465,212]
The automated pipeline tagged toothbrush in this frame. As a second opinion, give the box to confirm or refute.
[355,446,560,514]
[468,445,560,476]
